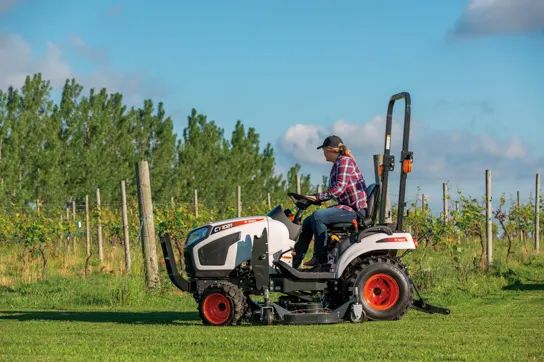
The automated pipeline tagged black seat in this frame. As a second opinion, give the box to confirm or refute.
[327,183,380,231]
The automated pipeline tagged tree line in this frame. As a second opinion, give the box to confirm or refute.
[0,73,314,212]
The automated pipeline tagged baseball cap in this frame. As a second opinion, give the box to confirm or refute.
[317,135,343,149]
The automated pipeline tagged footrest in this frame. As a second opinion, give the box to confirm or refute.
[273,260,335,280]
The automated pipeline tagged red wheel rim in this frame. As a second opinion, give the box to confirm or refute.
[363,273,400,311]
[202,293,231,325]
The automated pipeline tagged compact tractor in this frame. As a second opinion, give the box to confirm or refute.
[161,92,449,325]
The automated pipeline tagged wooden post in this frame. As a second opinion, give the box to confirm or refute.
[296,174,301,194]
[170,196,175,208]
[136,160,160,289]
[36,199,40,215]
[96,188,104,262]
[535,174,540,253]
[121,180,131,273]
[194,189,199,217]
[72,200,76,221]
[267,193,271,209]
[65,207,69,221]
[237,185,242,218]
[485,170,493,266]
[442,183,449,222]
[517,191,524,241]
[85,195,91,257]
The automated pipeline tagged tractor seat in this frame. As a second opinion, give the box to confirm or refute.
[326,183,380,232]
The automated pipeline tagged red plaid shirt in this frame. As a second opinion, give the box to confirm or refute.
[317,155,368,212]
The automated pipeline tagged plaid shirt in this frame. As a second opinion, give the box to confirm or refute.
[316,155,368,212]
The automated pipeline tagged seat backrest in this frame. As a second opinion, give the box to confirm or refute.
[364,183,380,225]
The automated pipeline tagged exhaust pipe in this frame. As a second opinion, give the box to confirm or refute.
[160,233,192,292]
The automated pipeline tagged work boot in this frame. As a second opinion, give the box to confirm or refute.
[303,257,319,267]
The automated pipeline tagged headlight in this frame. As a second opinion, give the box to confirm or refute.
[186,226,210,247]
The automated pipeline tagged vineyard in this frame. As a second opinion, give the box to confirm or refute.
[1,175,543,360]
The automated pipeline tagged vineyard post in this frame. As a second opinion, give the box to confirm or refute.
[237,185,242,217]
[72,199,77,253]
[485,169,493,266]
[170,196,175,208]
[517,191,523,241]
[442,183,448,222]
[65,207,69,221]
[121,180,131,273]
[267,193,271,209]
[535,173,540,253]
[36,199,40,215]
[296,174,301,194]
[85,195,91,257]
[136,160,160,289]
[96,188,104,262]
[194,189,199,217]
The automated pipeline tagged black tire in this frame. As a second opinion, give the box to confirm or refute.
[198,282,246,326]
[345,256,412,321]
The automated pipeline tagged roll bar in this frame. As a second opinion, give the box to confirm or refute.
[379,92,413,231]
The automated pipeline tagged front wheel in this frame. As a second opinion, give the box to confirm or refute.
[347,256,412,321]
[198,283,246,326]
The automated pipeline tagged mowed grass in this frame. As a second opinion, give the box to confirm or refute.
[1,278,543,361]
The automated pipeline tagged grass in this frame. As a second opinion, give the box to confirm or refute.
[1,240,544,360]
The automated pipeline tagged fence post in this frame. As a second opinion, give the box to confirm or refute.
[121,180,131,273]
[442,183,449,222]
[485,170,493,266]
[194,189,199,217]
[136,160,160,289]
[72,200,76,221]
[85,195,91,257]
[267,193,271,209]
[237,185,242,217]
[535,173,540,254]
[296,174,301,194]
[96,188,104,262]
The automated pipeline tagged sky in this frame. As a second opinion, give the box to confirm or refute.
[1,0,543,212]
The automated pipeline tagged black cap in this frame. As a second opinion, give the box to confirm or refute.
[317,135,343,149]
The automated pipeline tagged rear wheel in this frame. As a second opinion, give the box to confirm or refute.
[199,283,246,326]
[346,256,412,320]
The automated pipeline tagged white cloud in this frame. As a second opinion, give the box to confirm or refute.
[0,33,73,89]
[278,124,325,164]
[279,116,537,183]
[279,116,543,212]
[0,33,169,106]
[453,0,544,36]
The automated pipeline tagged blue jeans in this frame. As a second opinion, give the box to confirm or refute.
[294,207,360,265]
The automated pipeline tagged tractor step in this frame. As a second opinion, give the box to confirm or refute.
[273,260,335,280]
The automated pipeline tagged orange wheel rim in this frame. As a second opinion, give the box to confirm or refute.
[202,293,231,325]
[363,273,400,311]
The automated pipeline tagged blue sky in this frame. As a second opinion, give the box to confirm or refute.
[1,0,543,211]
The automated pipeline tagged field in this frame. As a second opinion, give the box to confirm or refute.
[1,242,544,361]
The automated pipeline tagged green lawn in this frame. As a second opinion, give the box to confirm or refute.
[1,282,543,361]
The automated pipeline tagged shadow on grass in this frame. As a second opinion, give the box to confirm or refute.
[503,282,544,291]
[0,310,200,325]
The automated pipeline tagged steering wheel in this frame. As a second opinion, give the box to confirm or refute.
[287,192,321,206]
